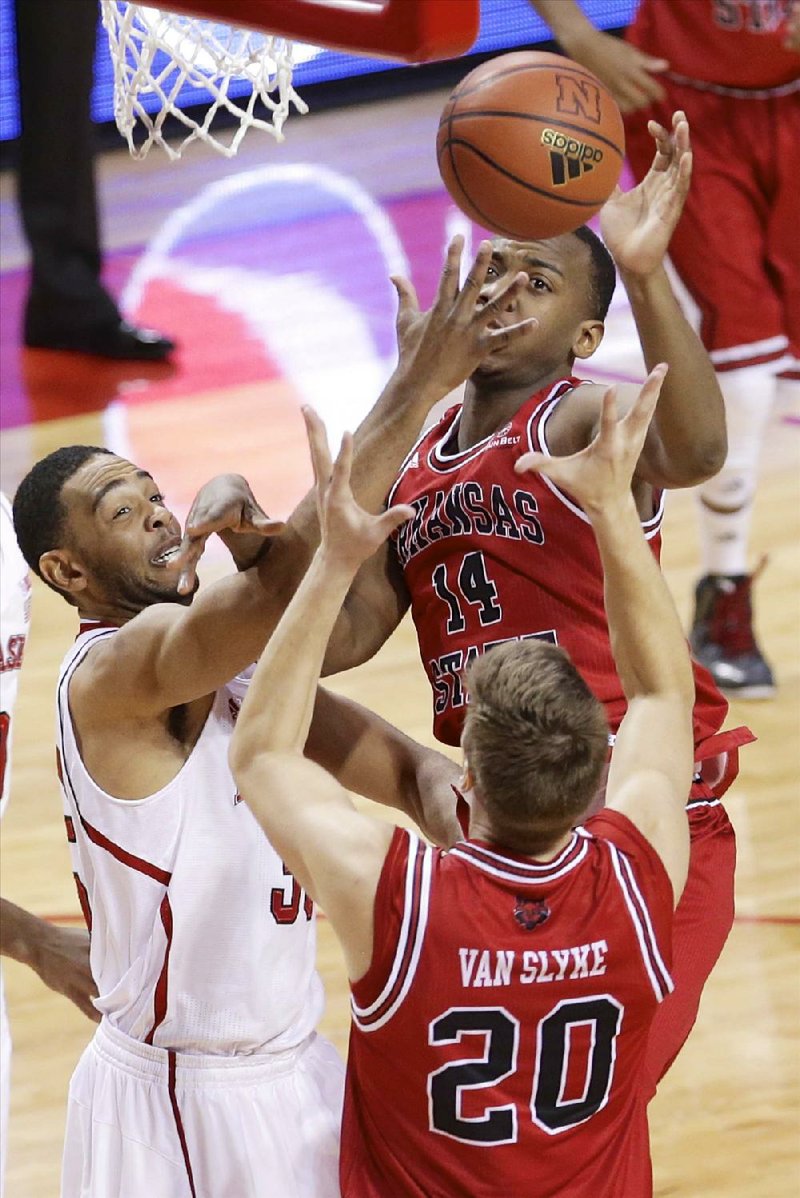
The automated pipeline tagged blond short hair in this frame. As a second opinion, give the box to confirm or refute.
[462,640,608,853]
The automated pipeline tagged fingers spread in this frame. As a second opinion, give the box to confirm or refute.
[514,450,549,476]
[378,503,415,538]
[302,405,332,490]
[599,386,619,441]
[391,275,419,318]
[176,535,207,595]
[627,364,667,433]
[457,240,493,307]
[495,316,538,344]
[331,430,354,494]
[434,234,465,308]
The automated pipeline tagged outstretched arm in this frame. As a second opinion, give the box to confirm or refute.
[230,409,427,980]
[552,114,726,490]
[0,898,99,1021]
[516,366,694,902]
[600,114,726,486]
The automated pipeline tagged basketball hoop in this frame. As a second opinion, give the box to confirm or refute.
[100,1,309,160]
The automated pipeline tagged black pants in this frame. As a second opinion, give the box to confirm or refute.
[15,0,119,338]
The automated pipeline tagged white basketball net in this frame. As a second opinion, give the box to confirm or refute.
[100,1,309,160]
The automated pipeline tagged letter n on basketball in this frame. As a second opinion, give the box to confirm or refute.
[555,75,601,124]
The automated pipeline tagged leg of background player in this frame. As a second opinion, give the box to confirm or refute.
[690,365,776,698]
[624,87,788,698]
[13,0,175,360]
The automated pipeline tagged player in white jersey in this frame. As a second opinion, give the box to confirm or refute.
[10,243,535,1198]
[0,492,97,1198]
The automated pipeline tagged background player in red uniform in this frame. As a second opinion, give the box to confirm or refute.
[319,113,751,1091]
[529,0,800,696]
[229,371,694,1198]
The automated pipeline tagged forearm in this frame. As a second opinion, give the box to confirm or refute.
[234,548,356,765]
[623,267,726,483]
[348,367,442,513]
[591,496,694,704]
[527,0,596,51]
[1,898,48,971]
[305,688,461,845]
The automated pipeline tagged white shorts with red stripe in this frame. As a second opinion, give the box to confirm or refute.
[62,1020,344,1198]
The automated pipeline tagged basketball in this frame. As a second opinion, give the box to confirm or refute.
[437,51,625,241]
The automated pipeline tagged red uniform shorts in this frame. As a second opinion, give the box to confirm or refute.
[624,80,800,368]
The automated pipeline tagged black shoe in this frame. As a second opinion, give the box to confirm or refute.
[25,319,176,362]
[689,572,776,699]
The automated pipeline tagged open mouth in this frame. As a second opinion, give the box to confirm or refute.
[150,541,182,567]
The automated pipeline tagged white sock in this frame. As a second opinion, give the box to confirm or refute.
[696,364,777,577]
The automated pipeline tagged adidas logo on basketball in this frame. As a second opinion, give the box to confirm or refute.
[541,128,604,187]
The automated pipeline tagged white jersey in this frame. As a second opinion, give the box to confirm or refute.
[56,624,324,1055]
[0,492,31,819]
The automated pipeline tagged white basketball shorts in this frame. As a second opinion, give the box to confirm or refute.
[62,1019,344,1198]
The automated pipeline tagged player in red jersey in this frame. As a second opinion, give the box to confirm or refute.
[230,374,694,1198]
[320,114,752,1090]
[529,0,800,695]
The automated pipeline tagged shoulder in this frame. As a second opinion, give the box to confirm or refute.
[583,810,673,910]
[69,605,181,717]
[536,380,605,456]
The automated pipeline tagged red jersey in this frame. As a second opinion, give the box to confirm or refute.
[389,378,729,752]
[342,818,674,1198]
[626,0,800,92]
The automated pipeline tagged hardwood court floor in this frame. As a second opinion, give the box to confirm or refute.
[1,90,799,1197]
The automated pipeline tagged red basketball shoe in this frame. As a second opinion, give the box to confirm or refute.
[689,570,775,699]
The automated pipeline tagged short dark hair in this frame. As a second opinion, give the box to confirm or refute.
[462,640,608,853]
[573,225,616,321]
[13,445,112,589]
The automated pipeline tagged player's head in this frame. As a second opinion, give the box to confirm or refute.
[461,639,608,853]
[13,446,191,613]
[472,225,616,387]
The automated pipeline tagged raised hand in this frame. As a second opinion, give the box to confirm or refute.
[600,112,692,277]
[391,236,538,398]
[304,406,413,574]
[514,364,668,518]
[175,474,285,594]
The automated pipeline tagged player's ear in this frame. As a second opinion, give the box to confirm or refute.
[38,549,90,599]
[572,318,605,361]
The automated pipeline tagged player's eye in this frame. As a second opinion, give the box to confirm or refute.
[150,492,165,504]
[113,505,131,519]
[529,276,551,292]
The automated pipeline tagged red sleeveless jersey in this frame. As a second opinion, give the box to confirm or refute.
[626,0,800,91]
[389,378,728,750]
[342,819,674,1197]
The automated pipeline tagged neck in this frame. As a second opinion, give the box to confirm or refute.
[468,810,575,863]
[460,363,572,450]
